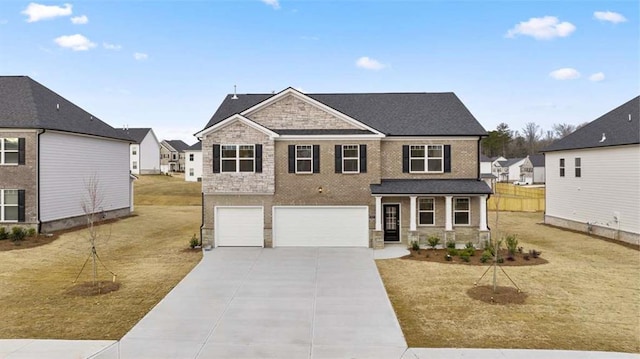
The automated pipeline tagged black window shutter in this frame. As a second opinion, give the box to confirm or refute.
[402,145,409,173]
[444,144,451,173]
[313,145,320,173]
[334,145,342,173]
[255,144,262,173]
[18,138,25,165]
[18,190,25,222]
[213,144,220,173]
[288,145,295,173]
[359,144,367,173]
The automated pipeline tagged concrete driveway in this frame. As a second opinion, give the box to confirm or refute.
[119,247,407,359]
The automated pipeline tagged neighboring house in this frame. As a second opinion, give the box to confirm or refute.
[479,154,497,189]
[519,154,545,184]
[117,127,161,174]
[542,96,639,245]
[185,142,202,182]
[0,76,133,233]
[195,87,492,249]
[490,156,507,179]
[494,158,525,182]
[160,140,189,172]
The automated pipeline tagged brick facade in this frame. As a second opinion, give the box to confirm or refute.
[0,130,38,230]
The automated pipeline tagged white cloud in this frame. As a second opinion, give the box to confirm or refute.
[54,34,96,51]
[103,42,122,51]
[594,11,627,24]
[589,72,605,82]
[261,0,280,9]
[549,68,581,80]
[133,52,148,61]
[22,3,72,23]
[505,16,576,40]
[70,15,88,24]
[356,56,386,70]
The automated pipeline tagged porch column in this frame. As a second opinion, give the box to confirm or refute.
[375,196,382,231]
[409,196,417,231]
[445,196,453,231]
[479,195,488,231]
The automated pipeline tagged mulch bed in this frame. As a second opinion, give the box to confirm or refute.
[0,234,60,251]
[402,248,548,266]
[66,281,121,296]
[467,285,528,305]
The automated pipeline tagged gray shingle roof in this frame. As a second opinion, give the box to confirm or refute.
[0,76,130,141]
[187,142,201,151]
[203,90,487,136]
[117,128,151,143]
[274,129,374,135]
[479,154,491,162]
[543,96,639,152]
[370,179,492,195]
[164,140,190,152]
[497,158,523,167]
[528,154,545,167]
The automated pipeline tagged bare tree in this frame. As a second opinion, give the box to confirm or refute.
[552,123,576,139]
[522,122,542,155]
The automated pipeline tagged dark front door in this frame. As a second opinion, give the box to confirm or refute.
[383,204,400,242]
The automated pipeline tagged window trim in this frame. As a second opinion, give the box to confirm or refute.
[295,145,313,174]
[189,168,194,176]
[559,158,565,177]
[220,144,255,173]
[0,138,19,166]
[575,157,581,178]
[409,144,444,173]
[453,197,470,226]
[342,144,360,174]
[132,146,137,156]
[0,189,19,222]
[132,161,138,170]
[418,197,435,226]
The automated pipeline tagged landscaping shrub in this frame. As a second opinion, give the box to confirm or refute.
[27,228,36,237]
[10,227,26,242]
[446,240,456,249]
[427,236,440,249]
[0,227,8,240]
[447,248,458,256]
[189,234,199,249]
[410,240,420,251]
[465,241,475,249]
[460,253,470,262]
[480,250,492,263]
[505,234,519,256]
[462,247,475,257]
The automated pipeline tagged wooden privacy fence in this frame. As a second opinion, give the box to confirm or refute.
[488,183,545,212]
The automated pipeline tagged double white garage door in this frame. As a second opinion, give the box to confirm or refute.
[215,206,369,247]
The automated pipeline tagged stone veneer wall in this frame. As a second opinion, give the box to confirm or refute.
[0,130,38,230]
[380,139,479,179]
[247,94,360,130]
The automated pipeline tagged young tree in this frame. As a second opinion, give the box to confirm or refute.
[522,122,542,154]
[79,175,111,285]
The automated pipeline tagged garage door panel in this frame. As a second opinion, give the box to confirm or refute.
[216,207,264,247]
[273,207,368,247]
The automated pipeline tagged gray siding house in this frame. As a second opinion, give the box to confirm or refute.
[0,76,133,232]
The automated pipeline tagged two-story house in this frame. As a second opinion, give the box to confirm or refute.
[0,76,133,233]
[196,88,491,249]
[519,154,545,184]
[184,142,202,182]
[160,140,189,173]
[118,127,161,174]
[542,96,639,245]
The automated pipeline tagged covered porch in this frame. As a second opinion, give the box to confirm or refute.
[370,179,493,249]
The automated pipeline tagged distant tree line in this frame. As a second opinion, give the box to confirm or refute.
[481,122,588,158]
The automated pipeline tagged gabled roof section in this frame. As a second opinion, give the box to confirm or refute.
[529,154,545,167]
[200,88,487,136]
[117,128,152,143]
[501,158,524,167]
[480,154,491,162]
[543,96,640,152]
[196,114,279,139]
[0,76,130,141]
[163,140,190,152]
[186,142,201,151]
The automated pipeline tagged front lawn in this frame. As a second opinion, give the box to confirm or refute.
[377,211,640,353]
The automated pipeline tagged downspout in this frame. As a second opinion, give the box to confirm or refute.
[477,138,481,180]
[36,129,45,233]
[199,192,204,247]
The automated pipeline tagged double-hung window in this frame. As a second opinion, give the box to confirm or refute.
[221,145,254,173]
[453,197,470,225]
[342,145,359,173]
[295,145,313,173]
[575,158,581,177]
[189,154,194,161]
[0,189,19,222]
[418,198,435,225]
[132,147,137,156]
[559,158,565,177]
[132,161,138,170]
[0,138,19,165]
[409,145,443,173]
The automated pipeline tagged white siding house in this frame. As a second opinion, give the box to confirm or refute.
[543,96,639,245]
[185,142,202,182]
[119,128,161,174]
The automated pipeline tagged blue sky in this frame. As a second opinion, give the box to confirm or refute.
[1,0,638,144]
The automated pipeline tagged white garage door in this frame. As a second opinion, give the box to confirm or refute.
[215,207,264,247]
[273,206,369,247]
